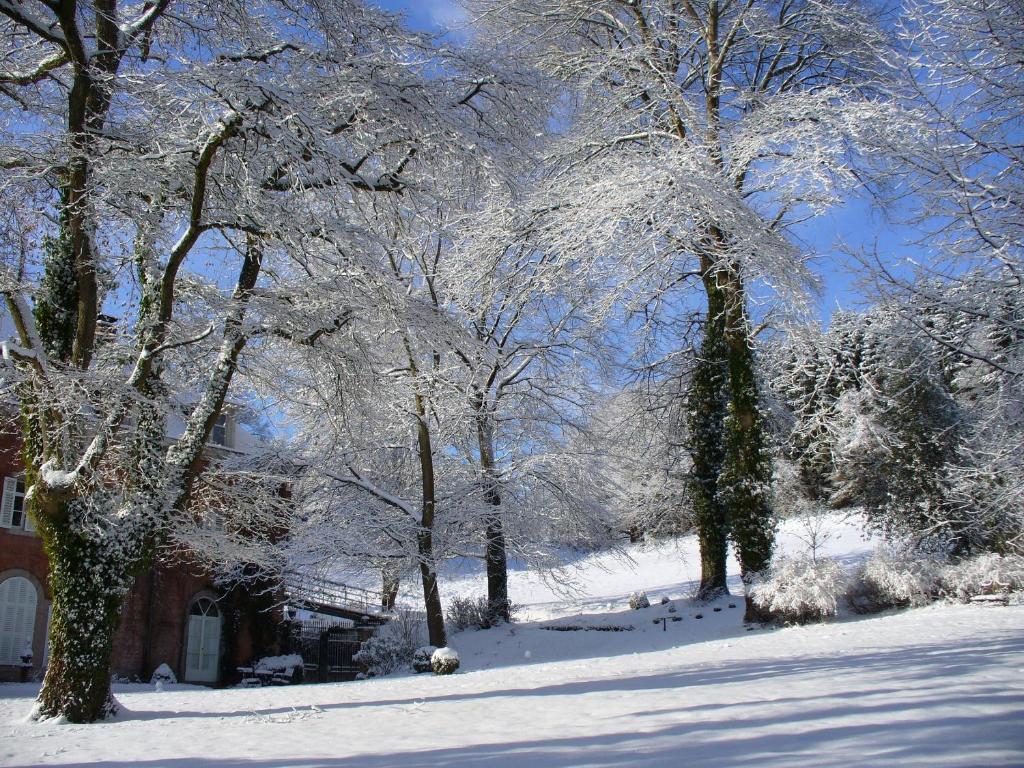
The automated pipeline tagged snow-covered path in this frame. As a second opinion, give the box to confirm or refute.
[2,517,1022,767]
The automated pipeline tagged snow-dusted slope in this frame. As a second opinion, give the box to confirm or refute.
[438,512,877,621]
[1,516,1022,768]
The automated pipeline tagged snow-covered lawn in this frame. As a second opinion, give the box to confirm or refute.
[2,517,1023,767]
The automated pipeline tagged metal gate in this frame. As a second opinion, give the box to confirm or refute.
[287,620,362,683]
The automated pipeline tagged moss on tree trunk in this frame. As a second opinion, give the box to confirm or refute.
[687,284,731,600]
[718,275,775,622]
[35,507,139,722]
[689,264,776,617]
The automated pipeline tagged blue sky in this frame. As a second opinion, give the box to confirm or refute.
[373,0,467,30]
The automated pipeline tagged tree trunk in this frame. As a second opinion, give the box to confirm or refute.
[414,394,446,648]
[26,241,263,720]
[381,565,400,611]
[688,277,730,600]
[35,508,142,722]
[485,518,509,623]
[717,270,775,622]
[418,536,446,648]
[476,410,510,624]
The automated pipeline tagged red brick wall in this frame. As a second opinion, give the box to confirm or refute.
[0,428,279,686]
[0,429,50,682]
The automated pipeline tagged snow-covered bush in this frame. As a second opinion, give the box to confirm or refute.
[848,549,943,613]
[431,647,460,675]
[353,636,407,678]
[353,610,427,677]
[412,646,437,674]
[446,596,517,631]
[941,553,1024,601]
[628,591,651,610]
[749,556,848,624]
[150,664,177,685]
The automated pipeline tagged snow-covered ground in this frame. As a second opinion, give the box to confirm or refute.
[2,516,1022,767]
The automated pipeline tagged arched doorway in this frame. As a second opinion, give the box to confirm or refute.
[184,596,222,683]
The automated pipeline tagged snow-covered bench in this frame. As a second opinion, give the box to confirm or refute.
[238,654,304,686]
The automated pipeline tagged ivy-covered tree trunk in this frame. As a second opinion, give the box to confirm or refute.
[718,274,775,622]
[687,282,730,600]
[35,511,142,722]
[689,259,776,618]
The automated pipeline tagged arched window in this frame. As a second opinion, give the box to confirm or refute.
[0,576,37,665]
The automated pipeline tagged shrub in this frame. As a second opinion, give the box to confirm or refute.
[941,553,1024,601]
[353,635,407,677]
[628,591,650,610]
[446,595,516,631]
[150,663,177,685]
[848,549,943,613]
[431,647,460,675]
[385,608,428,654]
[353,609,426,677]
[412,646,437,674]
[749,556,848,624]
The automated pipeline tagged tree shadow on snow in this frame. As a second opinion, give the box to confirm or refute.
[20,703,1023,768]
[15,632,1018,766]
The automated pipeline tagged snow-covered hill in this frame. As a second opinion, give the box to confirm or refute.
[437,512,878,623]
[1,515,1022,767]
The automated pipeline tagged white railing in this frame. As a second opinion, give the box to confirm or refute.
[284,573,384,615]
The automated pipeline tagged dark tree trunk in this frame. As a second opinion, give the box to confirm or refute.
[476,410,510,623]
[485,517,509,623]
[418,540,446,648]
[35,506,142,722]
[688,277,731,600]
[414,394,446,648]
[381,565,400,611]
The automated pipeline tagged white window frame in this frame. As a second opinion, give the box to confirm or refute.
[1,476,32,532]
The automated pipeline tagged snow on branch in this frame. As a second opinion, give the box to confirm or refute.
[324,468,418,521]
[0,1,67,47]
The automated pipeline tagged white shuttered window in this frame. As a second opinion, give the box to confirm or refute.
[0,576,37,664]
[1,477,30,531]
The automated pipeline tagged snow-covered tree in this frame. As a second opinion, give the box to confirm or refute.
[276,152,609,639]
[770,285,1023,555]
[447,176,609,620]
[858,1,1024,552]
[581,385,692,543]
[0,0,521,721]
[890,0,1022,289]
[468,0,900,615]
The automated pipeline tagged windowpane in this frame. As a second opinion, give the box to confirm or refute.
[11,482,24,529]
[211,414,227,446]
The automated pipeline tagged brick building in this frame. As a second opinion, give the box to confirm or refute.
[0,412,281,685]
